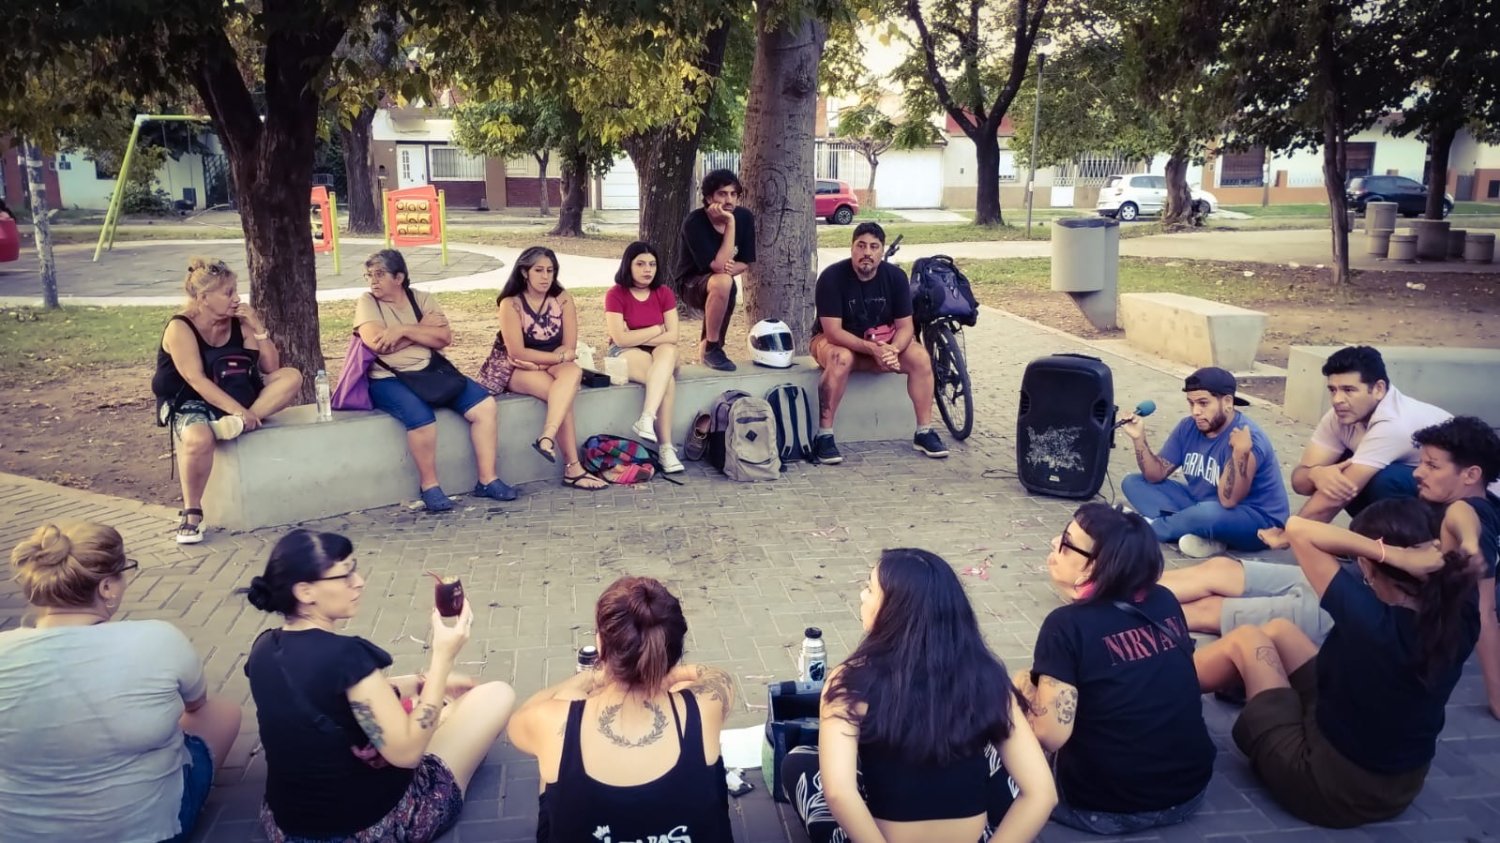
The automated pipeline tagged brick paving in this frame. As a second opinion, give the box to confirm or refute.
[4,305,1500,842]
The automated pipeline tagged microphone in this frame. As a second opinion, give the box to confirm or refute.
[1114,399,1156,429]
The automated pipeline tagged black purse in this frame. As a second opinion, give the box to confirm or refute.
[374,289,468,406]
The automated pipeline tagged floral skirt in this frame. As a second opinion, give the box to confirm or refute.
[259,754,464,843]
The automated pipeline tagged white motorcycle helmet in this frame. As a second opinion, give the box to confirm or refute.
[748,318,795,369]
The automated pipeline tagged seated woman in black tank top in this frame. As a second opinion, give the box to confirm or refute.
[507,576,735,842]
[782,548,1055,843]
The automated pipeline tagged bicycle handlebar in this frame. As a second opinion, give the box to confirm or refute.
[884,233,904,261]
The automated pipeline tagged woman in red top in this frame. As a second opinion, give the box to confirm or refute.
[603,241,684,474]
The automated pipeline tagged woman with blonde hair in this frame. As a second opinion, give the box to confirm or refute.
[151,257,302,543]
[0,521,242,842]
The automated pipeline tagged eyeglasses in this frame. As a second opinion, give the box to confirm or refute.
[363,269,390,280]
[1058,531,1097,561]
[315,560,359,581]
[114,558,140,576]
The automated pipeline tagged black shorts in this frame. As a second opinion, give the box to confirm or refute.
[678,272,737,340]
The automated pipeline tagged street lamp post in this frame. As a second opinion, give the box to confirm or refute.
[1024,37,1055,239]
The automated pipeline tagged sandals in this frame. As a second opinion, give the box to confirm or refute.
[532,435,558,464]
[563,462,607,490]
[175,508,205,544]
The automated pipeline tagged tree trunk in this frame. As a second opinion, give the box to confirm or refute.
[1424,124,1457,220]
[865,154,879,198]
[550,147,587,237]
[1162,150,1193,229]
[1321,123,1351,287]
[973,134,1005,225]
[535,151,551,218]
[21,139,59,309]
[340,105,382,234]
[740,5,828,350]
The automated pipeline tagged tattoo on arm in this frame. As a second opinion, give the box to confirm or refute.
[1055,688,1078,725]
[414,703,439,731]
[1222,460,1237,497]
[687,665,735,720]
[350,700,385,749]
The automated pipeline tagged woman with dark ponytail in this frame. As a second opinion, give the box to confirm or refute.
[1195,498,1480,828]
[508,576,735,841]
[242,529,514,842]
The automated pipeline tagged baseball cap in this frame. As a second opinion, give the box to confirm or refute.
[1183,367,1250,406]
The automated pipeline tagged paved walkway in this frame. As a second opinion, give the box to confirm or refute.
[4,306,1499,842]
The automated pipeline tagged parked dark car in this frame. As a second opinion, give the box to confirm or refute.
[1347,175,1453,218]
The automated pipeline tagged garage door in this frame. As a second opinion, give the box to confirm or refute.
[874,149,944,208]
[600,154,639,210]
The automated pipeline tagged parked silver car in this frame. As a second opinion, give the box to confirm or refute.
[1095,174,1218,221]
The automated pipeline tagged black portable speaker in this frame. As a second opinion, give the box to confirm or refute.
[1016,353,1117,499]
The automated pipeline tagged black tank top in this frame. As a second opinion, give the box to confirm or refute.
[860,741,991,822]
[151,315,261,410]
[540,690,733,843]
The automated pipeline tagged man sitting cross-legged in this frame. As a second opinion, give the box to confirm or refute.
[808,222,946,464]
[1122,367,1291,558]
[1292,345,1459,521]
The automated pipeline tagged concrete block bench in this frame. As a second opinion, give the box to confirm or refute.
[203,357,917,530]
[1119,292,1267,372]
[1285,345,1500,426]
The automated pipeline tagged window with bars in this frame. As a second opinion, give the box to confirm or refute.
[429,147,486,181]
[1345,142,1376,179]
[1219,146,1265,187]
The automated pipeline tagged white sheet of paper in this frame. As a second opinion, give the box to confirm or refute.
[719,725,765,769]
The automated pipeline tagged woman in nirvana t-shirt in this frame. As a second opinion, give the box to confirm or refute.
[1017,503,1216,835]
[603,241,685,474]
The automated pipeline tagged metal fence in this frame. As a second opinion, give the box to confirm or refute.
[430,146,486,181]
[699,141,872,186]
[1053,154,1139,187]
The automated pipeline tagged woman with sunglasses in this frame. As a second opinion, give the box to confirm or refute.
[0,521,242,843]
[1018,503,1215,834]
[243,529,514,843]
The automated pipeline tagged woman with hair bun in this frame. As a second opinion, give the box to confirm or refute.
[1196,499,1480,828]
[508,575,735,841]
[243,529,515,842]
[152,256,303,543]
[0,521,242,842]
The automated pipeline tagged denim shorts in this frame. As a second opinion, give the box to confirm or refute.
[1050,784,1206,835]
[164,733,215,843]
[368,375,491,430]
[605,343,658,358]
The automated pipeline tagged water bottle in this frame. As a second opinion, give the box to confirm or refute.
[576,645,599,673]
[314,369,332,422]
[799,627,826,683]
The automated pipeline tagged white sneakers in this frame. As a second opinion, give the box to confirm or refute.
[209,414,245,441]
[658,445,685,474]
[632,413,657,443]
[1178,534,1228,559]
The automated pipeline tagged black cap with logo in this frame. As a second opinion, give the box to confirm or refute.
[1183,367,1250,406]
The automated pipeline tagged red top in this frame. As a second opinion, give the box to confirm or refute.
[604,285,677,330]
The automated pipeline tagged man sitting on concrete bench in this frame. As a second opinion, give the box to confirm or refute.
[808,222,946,465]
[1290,346,1452,521]
[1121,368,1290,558]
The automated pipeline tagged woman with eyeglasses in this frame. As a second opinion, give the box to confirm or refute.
[1017,503,1215,834]
[243,529,515,842]
[152,257,303,543]
[356,248,519,512]
[0,521,242,842]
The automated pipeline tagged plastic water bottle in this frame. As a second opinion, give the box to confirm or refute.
[577,645,599,673]
[314,369,333,422]
[799,628,826,683]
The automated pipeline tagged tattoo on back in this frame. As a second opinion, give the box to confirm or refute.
[598,700,669,748]
[350,700,385,749]
[688,666,734,720]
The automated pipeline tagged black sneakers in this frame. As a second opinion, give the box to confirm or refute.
[914,429,949,458]
[812,434,843,465]
[702,345,737,371]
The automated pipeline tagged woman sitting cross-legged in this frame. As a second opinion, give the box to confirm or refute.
[782,548,1056,843]
[1016,503,1216,835]
[152,257,302,543]
[476,246,605,490]
[604,241,684,474]
[508,576,736,842]
[0,521,242,843]
[1194,499,1479,829]
[356,248,519,512]
[243,529,515,843]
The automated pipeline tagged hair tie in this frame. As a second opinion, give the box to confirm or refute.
[1374,537,1386,564]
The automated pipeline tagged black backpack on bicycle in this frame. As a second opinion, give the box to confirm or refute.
[910,255,979,327]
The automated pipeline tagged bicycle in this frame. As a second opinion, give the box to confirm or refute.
[884,235,974,441]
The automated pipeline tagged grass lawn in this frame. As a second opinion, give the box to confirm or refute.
[962,256,1329,309]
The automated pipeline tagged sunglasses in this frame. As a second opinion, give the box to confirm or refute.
[315,560,360,581]
[1058,530,1097,561]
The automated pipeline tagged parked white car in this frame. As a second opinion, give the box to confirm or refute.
[1095,175,1218,221]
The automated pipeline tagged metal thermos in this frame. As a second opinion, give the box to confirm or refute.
[799,627,826,683]
[577,645,599,672]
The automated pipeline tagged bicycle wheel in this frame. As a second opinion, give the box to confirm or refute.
[924,322,974,440]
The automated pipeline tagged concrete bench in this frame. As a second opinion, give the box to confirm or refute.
[203,357,917,530]
[1285,345,1500,426]
[1119,292,1267,372]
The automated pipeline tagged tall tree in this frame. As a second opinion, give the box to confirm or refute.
[832,85,941,204]
[740,2,829,346]
[1388,0,1500,219]
[453,97,565,217]
[1221,0,1410,285]
[893,0,1051,225]
[330,8,406,234]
